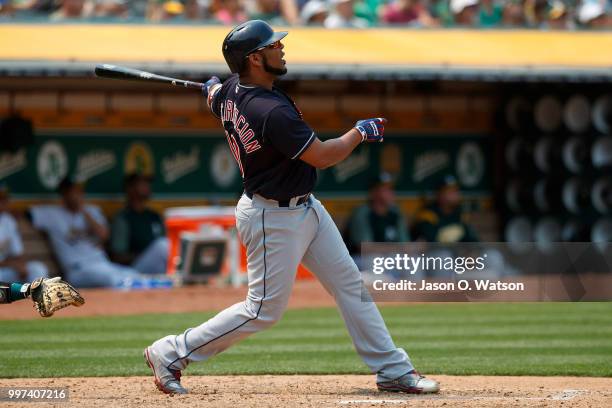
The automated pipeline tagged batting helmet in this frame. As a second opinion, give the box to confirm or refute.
[222,20,288,74]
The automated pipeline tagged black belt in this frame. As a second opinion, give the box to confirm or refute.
[245,191,310,207]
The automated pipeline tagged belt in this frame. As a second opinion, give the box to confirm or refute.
[245,191,310,207]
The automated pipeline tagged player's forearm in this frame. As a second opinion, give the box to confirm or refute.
[90,224,109,242]
[315,129,363,169]
[83,211,109,242]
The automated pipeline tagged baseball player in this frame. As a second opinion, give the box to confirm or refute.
[145,20,439,395]
[0,183,49,283]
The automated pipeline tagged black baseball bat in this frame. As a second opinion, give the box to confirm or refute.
[94,64,205,90]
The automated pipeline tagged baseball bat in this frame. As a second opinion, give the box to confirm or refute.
[94,64,204,90]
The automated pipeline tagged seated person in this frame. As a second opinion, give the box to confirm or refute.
[28,176,162,288]
[0,183,49,282]
[345,173,410,257]
[110,173,168,275]
[412,175,479,243]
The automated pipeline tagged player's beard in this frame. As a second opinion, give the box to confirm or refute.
[262,54,287,76]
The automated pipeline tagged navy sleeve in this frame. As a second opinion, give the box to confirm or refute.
[210,86,223,119]
[263,106,315,160]
[211,74,237,119]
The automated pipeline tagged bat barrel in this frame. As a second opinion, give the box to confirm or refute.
[94,64,204,90]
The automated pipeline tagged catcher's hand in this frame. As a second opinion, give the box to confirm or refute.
[30,277,85,318]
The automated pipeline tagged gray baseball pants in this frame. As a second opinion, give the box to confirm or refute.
[152,194,414,382]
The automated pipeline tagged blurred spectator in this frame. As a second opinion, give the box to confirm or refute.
[353,0,381,24]
[412,175,479,243]
[212,0,247,24]
[325,0,369,27]
[524,0,570,28]
[0,0,12,15]
[124,0,149,17]
[432,0,455,26]
[161,0,185,19]
[110,174,169,276]
[2,0,57,17]
[147,0,190,21]
[0,184,49,282]
[28,176,161,288]
[344,173,410,257]
[50,0,87,20]
[381,0,438,26]
[185,0,210,19]
[547,0,571,29]
[502,0,525,25]
[300,0,328,24]
[145,0,163,20]
[1,0,609,30]
[245,0,300,24]
[89,0,129,18]
[578,0,612,28]
[451,0,479,25]
[478,0,503,26]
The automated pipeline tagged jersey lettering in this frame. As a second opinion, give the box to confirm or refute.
[212,74,316,201]
[220,100,262,156]
[224,129,244,178]
[244,137,261,154]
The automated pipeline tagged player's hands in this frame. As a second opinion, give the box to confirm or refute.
[29,277,85,318]
[202,76,221,97]
[354,118,386,143]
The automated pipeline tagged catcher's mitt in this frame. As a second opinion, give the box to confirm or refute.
[30,277,85,317]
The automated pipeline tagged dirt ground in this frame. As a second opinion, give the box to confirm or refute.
[0,280,335,320]
[1,375,611,408]
[2,282,611,407]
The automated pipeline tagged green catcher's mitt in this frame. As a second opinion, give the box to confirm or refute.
[30,277,85,317]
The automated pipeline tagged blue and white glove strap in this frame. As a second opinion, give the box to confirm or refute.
[357,122,380,142]
[355,118,384,142]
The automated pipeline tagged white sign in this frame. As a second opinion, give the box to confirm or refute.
[163,146,200,184]
[456,142,485,187]
[413,150,449,182]
[37,141,68,190]
[211,144,237,188]
[76,150,116,181]
[0,149,27,180]
[334,146,369,183]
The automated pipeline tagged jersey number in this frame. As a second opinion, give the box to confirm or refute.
[224,129,244,178]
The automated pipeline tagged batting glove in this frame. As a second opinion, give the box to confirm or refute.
[202,76,221,98]
[354,118,386,143]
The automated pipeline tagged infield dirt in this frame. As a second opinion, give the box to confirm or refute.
[1,375,612,407]
[0,281,333,320]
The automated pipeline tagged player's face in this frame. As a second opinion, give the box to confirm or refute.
[130,179,152,201]
[261,40,287,76]
[62,185,84,210]
[439,186,461,208]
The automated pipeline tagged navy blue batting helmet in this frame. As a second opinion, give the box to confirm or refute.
[222,20,288,74]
